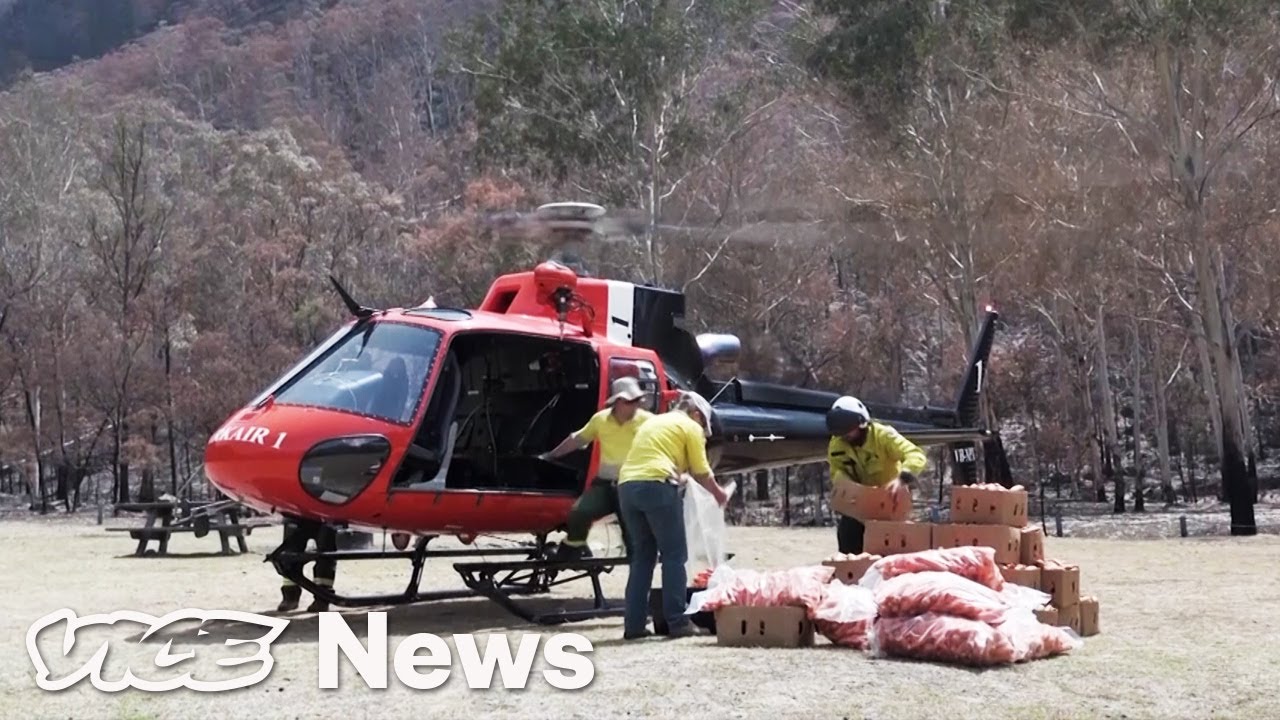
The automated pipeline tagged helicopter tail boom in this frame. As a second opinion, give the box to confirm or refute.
[703,308,1004,481]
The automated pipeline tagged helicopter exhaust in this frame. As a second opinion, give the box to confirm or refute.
[328,274,378,319]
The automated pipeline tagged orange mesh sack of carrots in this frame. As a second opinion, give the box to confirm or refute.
[809,581,878,649]
[685,565,836,614]
[859,546,1005,592]
[874,571,1048,624]
[870,612,1081,667]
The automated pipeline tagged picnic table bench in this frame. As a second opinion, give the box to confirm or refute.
[106,499,274,557]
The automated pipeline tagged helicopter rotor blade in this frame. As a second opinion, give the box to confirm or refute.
[475,203,840,254]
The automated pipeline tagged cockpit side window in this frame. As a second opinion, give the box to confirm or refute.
[608,357,660,412]
[272,322,442,425]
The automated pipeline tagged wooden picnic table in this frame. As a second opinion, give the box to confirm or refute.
[106,499,273,557]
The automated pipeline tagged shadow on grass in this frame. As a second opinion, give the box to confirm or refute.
[124,595,625,646]
[109,551,258,560]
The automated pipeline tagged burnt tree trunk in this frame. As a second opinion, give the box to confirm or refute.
[165,331,180,496]
[1130,318,1145,513]
[55,464,69,504]
[1181,434,1197,503]
[1189,228,1255,534]
[1152,36,1258,533]
[71,467,84,512]
[1153,328,1175,505]
[1096,307,1123,512]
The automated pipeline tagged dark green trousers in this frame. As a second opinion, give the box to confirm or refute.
[565,478,629,553]
[837,515,866,554]
[280,520,337,594]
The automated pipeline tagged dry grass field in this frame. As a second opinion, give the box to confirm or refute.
[1,514,1278,720]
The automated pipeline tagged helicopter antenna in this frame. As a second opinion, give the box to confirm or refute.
[328,275,378,319]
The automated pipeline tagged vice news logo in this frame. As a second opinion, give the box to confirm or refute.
[27,608,595,693]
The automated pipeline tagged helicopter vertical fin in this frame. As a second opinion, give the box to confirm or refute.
[953,309,998,427]
[948,309,1000,487]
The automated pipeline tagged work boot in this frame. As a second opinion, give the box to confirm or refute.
[665,623,711,639]
[623,629,652,641]
[305,597,330,613]
[277,586,301,613]
[552,543,592,562]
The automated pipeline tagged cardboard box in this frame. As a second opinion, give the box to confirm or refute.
[864,521,933,555]
[830,479,910,522]
[951,485,1028,527]
[1034,606,1058,625]
[999,563,1042,590]
[714,606,815,648]
[1040,564,1081,609]
[822,553,882,585]
[1079,595,1100,636]
[933,523,1021,565]
[1055,603,1082,635]
[1020,527,1045,564]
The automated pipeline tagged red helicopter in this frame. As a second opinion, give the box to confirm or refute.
[203,202,1006,624]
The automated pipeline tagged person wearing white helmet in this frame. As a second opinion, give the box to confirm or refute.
[826,395,927,553]
[615,390,728,640]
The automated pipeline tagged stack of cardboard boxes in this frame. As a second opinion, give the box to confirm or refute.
[946,484,1100,638]
[818,478,1101,642]
[707,480,1103,648]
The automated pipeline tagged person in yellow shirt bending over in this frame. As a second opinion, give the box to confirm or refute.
[541,377,654,561]
[616,391,729,640]
[826,395,927,554]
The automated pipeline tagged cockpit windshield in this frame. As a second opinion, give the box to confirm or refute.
[271,321,442,424]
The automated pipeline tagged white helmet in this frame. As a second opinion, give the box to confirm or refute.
[827,396,870,436]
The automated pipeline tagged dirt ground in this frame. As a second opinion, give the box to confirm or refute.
[2,516,1278,720]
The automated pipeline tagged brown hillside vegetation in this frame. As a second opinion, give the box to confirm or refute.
[1,0,1279,531]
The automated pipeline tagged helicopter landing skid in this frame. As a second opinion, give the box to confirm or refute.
[267,535,537,608]
[454,556,625,625]
[267,535,626,625]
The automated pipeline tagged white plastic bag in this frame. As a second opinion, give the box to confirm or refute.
[685,563,739,615]
[998,610,1085,662]
[999,583,1052,611]
[683,478,736,573]
[874,571,1050,624]
[811,580,877,624]
[809,580,878,649]
[868,610,1083,666]
[684,564,835,615]
[858,546,1005,592]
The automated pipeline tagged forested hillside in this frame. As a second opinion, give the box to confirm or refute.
[0,0,324,87]
[1,0,1278,533]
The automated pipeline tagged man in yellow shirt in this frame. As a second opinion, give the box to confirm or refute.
[617,391,729,640]
[541,377,654,560]
[826,395,927,553]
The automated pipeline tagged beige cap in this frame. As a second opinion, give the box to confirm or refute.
[605,377,647,406]
[678,391,714,437]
